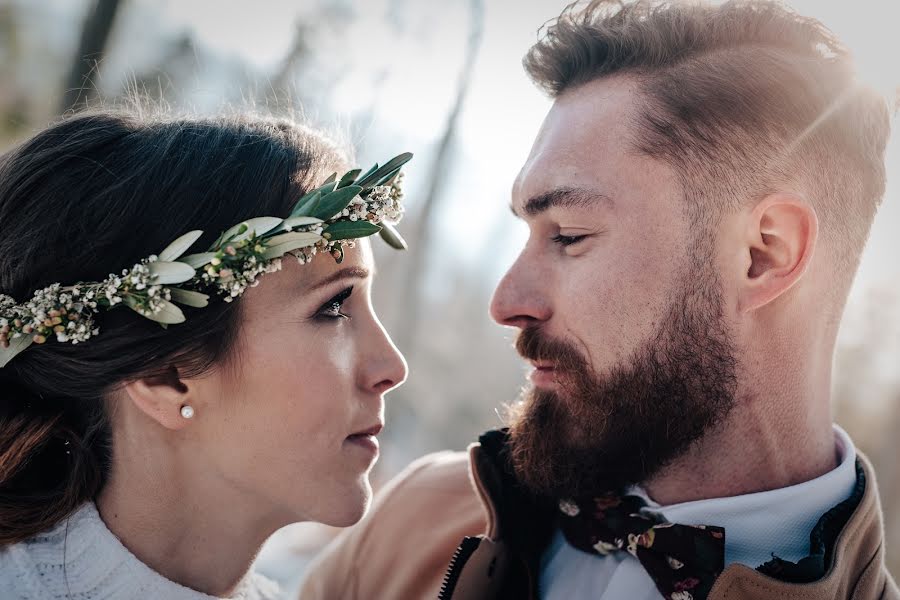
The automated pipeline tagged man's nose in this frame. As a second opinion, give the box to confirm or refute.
[489,252,552,329]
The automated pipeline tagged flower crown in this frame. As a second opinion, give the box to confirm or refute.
[0,153,412,368]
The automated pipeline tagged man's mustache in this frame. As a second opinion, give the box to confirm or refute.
[515,327,588,373]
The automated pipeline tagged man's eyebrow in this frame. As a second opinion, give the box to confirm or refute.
[510,187,613,218]
[307,266,371,293]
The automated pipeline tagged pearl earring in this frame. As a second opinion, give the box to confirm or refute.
[180,405,195,419]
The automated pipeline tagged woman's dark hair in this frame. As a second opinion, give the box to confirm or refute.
[0,107,348,545]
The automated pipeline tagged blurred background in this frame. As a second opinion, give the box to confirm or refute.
[1,0,898,595]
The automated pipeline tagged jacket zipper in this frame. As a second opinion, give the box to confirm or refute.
[438,536,482,600]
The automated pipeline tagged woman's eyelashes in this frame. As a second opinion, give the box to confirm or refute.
[316,286,354,320]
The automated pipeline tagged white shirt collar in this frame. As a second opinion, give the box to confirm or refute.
[19,502,282,600]
[625,424,858,566]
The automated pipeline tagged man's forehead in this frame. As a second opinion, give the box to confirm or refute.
[513,77,642,207]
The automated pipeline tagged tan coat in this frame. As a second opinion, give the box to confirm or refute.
[300,435,899,600]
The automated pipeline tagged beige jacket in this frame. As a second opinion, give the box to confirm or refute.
[301,431,898,600]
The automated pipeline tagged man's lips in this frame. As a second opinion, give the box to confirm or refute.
[529,361,559,387]
[529,360,555,370]
[529,360,559,374]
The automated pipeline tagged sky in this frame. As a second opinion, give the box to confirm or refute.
[18,0,899,330]
[148,0,900,293]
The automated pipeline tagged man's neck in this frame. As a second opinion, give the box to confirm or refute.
[642,390,838,505]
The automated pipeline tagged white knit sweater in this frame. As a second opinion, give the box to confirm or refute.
[0,502,283,600]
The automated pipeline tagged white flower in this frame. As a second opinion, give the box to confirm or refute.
[558,499,580,517]
[671,592,693,600]
[667,556,684,570]
[627,534,639,556]
[592,540,620,555]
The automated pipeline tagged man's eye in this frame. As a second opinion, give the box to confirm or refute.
[318,287,353,320]
[552,234,587,247]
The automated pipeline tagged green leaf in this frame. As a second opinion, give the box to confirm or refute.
[272,215,323,234]
[322,172,337,185]
[179,252,217,268]
[216,222,250,247]
[232,217,283,241]
[130,298,186,324]
[324,220,382,240]
[291,179,339,215]
[379,222,408,250]
[261,232,323,259]
[265,231,321,246]
[148,261,196,285]
[169,288,209,308]
[318,179,338,194]
[159,230,203,262]
[355,162,379,184]
[0,334,33,368]
[355,152,412,188]
[373,165,403,188]
[290,191,322,218]
[311,185,363,221]
[337,168,362,189]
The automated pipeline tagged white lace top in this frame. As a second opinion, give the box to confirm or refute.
[0,502,283,600]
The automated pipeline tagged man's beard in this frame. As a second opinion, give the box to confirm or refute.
[506,261,738,500]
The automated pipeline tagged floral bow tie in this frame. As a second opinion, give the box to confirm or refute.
[557,494,725,600]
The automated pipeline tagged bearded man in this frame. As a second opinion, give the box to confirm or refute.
[300,1,898,598]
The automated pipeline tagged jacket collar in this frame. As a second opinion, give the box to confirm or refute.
[465,429,555,599]
[465,428,885,599]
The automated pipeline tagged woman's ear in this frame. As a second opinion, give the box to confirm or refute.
[737,193,818,314]
[122,365,194,430]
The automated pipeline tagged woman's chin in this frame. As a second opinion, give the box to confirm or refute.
[316,478,374,527]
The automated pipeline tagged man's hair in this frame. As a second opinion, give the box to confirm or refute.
[525,0,891,277]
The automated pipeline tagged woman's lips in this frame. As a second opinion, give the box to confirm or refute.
[346,423,383,456]
[349,423,383,438]
[346,433,380,455]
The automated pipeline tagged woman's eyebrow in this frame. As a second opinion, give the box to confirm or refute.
[307,266,371,293]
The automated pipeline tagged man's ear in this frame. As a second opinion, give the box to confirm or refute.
[738,193,818,313]
[122,365,194,430]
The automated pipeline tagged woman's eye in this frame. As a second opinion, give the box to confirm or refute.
[552,234,587,247]
[322,302,347,319]
[317,287,353,320]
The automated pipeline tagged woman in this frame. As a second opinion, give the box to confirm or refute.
[0,109,409,599]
